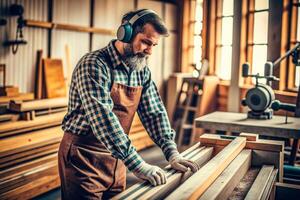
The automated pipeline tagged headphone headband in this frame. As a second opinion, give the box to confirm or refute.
[128,9,157,26]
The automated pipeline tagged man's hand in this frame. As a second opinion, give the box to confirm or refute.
[133,162,166,186]
[169,154,199,173]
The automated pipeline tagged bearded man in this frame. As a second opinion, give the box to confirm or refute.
[58,9,198,200]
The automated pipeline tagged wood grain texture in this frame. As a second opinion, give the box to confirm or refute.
[199,149,251,200]
[9,97,67,112]
[43,59,67,98]
[195,111,300,139]
[199,133,284,152]
[166,137,246,200]
[245,165,274,200]
[0,126,63,158]
[0,93,34,104]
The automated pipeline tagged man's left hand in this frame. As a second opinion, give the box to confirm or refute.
[169,154,199,173]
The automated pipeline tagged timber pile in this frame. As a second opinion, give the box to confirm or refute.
[0,125,63,199]
[8,97,67,121]
[115,133,288,200]
[0,109,65,199]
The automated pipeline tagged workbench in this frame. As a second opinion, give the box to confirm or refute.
[115,134,286,200]
[195,111,300,165]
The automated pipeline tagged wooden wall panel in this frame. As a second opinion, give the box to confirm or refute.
[51,0,90,79]
[92,0,134,50]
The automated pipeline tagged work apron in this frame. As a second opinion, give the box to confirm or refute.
[58,78,143,199]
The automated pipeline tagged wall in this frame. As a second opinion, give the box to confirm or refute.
[0,0,179,100]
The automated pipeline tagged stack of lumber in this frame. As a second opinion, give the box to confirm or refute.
[115,133,287,200]
[8,97,67,121]
[0,111,65,199]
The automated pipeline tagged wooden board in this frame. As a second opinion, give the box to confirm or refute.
[195,111,300,139]
[34,50,43,99]
[199,134,284,152]
[166,137,246,200]
[0,153,57,179]
[0,143,59,169]
[0,126,63,158]
[0,114,19,123]
[0,86,19,97]
[43,59,67,98]
[0,112,65,138]
[0,93,34,105]
[244,165,274,200]
[113,145,213,200]
[0,159,58,194]
[9,97,67,112]
[199,149,251,200]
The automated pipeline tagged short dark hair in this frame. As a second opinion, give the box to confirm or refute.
[121,9,169,38]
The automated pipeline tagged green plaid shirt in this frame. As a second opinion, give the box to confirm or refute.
[62,40,178,171]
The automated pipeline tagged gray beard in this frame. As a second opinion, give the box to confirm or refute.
[123,43,147,71]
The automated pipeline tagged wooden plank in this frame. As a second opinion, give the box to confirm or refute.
[0,112,65,137]
[0,93,34,104]
[0,143,59,169]
[0,153,57,179]
[0,86,19,97]
[0,159,58,193]
[9,97,67,112]
[245,165,274,200]
[34,50,43,99]
[200,149,251,200]
[136,148,213,200]
[199,134,284,152]
[261,169,277,200]
[0,170,60,200]
[240,133,258,141]
[195,111,300,139]
[166,137,246,200]
[0,126,63,158]
[129,131,154,151]
[25,19,115,35]
[114,144,204,200]
[43,59,66,98]
[0,114,19,122]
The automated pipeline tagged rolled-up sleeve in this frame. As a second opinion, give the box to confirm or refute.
[74,58,144,171]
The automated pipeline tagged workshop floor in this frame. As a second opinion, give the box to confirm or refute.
[34,145,168,200]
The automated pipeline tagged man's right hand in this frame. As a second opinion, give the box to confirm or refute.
[133,162,166,186]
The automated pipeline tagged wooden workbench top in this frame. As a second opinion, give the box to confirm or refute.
[195,111,300,139]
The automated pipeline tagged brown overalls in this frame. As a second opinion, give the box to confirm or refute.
[58,67,143,199]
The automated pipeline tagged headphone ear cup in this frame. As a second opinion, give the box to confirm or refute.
[117,23,133,43]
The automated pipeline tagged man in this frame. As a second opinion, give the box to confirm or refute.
[58,9,198,200]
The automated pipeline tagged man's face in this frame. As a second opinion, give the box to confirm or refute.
[131,23,160,58]
[123,23,160,69]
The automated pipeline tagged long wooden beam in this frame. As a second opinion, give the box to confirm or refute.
[0,126,63,158]
[113,144,212,200]
[199,149,251,200]
[245,165,275,200]
[166,137,246,200]
[199,134,284,152]
[9,97,67,112]
[0,112,65,138]
[25,19,115,35]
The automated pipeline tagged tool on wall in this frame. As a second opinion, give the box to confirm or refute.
[3,4,27,54]
[241,43,300,120]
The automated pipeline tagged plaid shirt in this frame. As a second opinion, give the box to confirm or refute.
[62,40,178,172]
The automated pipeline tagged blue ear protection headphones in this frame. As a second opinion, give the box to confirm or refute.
[117,9,157,43]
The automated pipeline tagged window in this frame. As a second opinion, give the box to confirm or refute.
[188,0,203,74]
[294,1,300,88]
[215,0,234,80]
[247,0,269,84]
